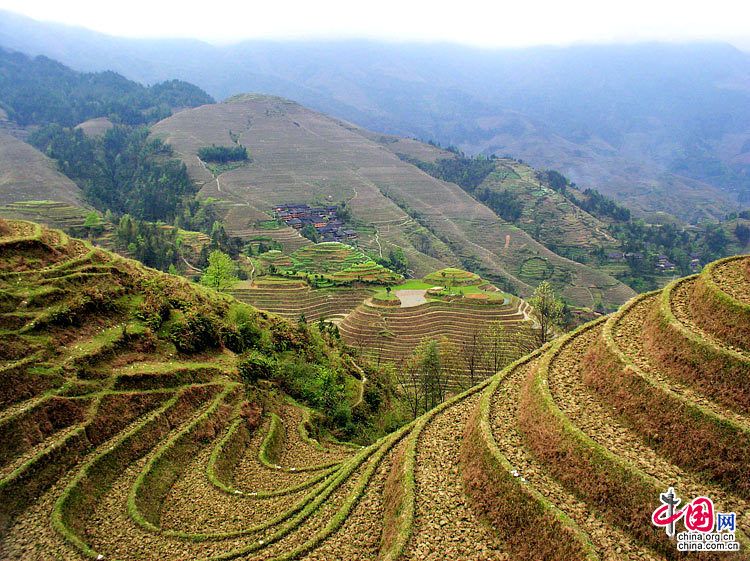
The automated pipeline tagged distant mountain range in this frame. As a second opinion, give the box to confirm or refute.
[1,10,749,221]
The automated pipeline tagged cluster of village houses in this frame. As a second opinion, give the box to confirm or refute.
[606,251,701,272]
[274,204,358,243]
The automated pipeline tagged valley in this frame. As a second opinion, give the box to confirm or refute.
[0,30,749,560]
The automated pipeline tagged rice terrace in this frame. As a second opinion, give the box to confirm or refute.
[2,12,750,560]
[1,215,749,560]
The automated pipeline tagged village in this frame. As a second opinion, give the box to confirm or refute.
[274,203,358,243]
[605,250,702,273]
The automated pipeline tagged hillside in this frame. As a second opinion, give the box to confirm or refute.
[0,219,380,556]
[0,131,85,208]
[2,221,749,559]
[152,95,635,309]
[387,140,618,259]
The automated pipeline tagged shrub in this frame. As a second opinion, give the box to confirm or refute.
[238,351,277,384]
[169,312,220,354]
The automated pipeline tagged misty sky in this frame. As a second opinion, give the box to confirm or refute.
[0,0,748,48]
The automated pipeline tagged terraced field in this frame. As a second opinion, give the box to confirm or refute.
[0,132,85,209]
[284,243,403,284]
[474,158,617,255]
[230,280,373,322]
[0,201,90,232]
[2,221,748,560]
[339,296,534,388]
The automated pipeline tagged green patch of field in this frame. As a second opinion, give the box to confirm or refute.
[373,291,399,301]
[205,161,247,176]
[519,257,553,280]
[424,267,482,286]
[377,279,435,292]
[256,220,284,230]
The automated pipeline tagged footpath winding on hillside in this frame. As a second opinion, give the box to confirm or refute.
[1,220,749,560]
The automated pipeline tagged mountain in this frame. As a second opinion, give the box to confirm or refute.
[151,94,635,309]
[1,10,748,221]
[2,219,748,559]
[0,46,214,127]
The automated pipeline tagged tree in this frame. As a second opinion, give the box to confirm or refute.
[528,281,564,345]
[386,247,408,274]
[460,327,483,387]
[438,337,463,390]
[735,223,750,246]
[301,224,320,243]
[394,358,424,420]
[83,211,104,237]
[418,339,446,411]
[200,250,238,291]
[480,321,539,378]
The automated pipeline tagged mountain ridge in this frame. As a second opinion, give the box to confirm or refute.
[1,10,747,221]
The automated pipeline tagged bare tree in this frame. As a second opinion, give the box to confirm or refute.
[479,320,541,376]
[460,327,483,387]
[394,358,424,420]
[438,336,463,392]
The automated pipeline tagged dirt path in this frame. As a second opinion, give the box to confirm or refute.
[404,393,506,560]
[181,255,202,273]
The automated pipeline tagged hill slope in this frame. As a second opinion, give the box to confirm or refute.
[0,131,85,208]
[152,95,635,309]
[2,221,749,559]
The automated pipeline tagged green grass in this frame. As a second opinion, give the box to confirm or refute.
[424,267,481,286]
[205,161,247,176]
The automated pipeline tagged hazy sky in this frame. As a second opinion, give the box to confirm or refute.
[0,0,749,48]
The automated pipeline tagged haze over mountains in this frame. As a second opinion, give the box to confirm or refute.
[2,9,750,222]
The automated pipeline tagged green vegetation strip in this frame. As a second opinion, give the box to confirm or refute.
[258,413,342,473]
[196,440,383,560]
[461,348,599,561]
[646,276,750,414]
[269,425,412,561]
[520,318,749,558]
[51,384,218,559]
[206,416,338,499]
[114,364,226,391]
[128,383,242,532]
[587,291,750,499]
